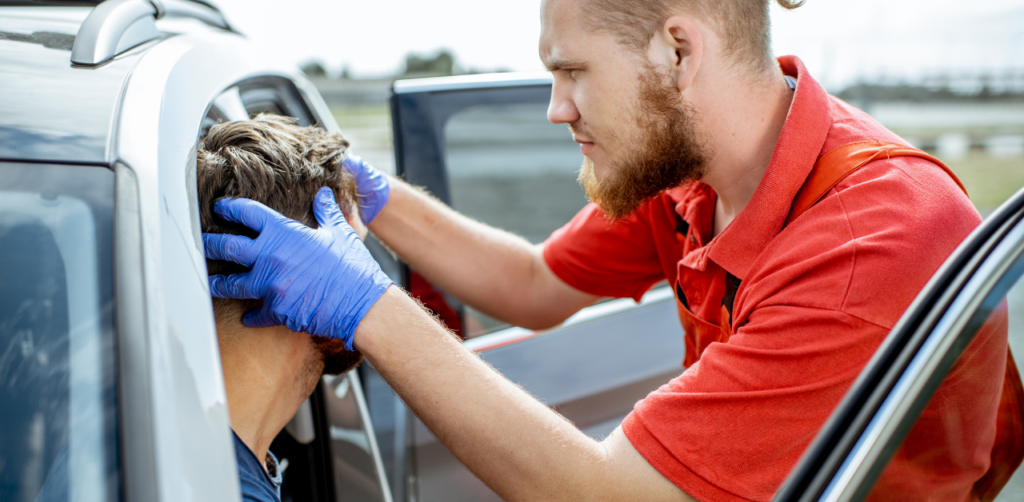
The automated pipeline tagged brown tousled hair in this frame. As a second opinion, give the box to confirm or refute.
[583,0,804,72]
[198,114,362,373]
[199,114,358,277]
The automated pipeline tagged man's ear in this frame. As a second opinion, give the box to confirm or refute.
[648,15,703,92]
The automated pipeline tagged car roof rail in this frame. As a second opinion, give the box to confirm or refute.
[71,0,234,66]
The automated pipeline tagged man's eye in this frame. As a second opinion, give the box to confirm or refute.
[569,69,580,79]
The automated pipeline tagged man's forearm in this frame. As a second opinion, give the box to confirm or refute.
[354,287,689,502]
[203,192,691,501]
[368,178,597,328]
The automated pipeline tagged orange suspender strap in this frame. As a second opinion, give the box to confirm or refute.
[785,140,967,226]
[788,140,1023,501]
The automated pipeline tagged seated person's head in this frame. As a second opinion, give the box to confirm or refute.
[198,114,365,384]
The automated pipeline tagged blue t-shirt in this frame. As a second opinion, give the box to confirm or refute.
[233,430,283,502]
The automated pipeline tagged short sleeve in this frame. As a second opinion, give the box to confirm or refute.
[543,202,667,302]
[621,156,990,501]
[622,306,890,502]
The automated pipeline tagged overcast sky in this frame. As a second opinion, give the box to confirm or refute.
[214,0,1024,91]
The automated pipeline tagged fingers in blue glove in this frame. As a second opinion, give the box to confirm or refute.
[342,155,390,225]
[242,304,278,329]
[208,273,258,299]
[314,186,347,229]
[202,187,394,348]
[213,197,284,233]
[203,233,258,267]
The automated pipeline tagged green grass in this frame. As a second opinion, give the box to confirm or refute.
[943,154,1024,213]
[330,105,391,131]
[890,125,1024,139]
[330,106,394,152]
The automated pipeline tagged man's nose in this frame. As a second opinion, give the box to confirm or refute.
[547,84,580,125]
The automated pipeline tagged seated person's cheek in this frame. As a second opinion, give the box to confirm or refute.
[349,215,369,241]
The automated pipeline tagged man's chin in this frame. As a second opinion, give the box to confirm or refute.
[582,156,612,182]
[578,157,643,219]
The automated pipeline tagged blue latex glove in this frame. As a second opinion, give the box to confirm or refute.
[203,187,394,349]
[343,154,390,224]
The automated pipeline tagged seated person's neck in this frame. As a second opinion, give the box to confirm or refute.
[217,319,323,465]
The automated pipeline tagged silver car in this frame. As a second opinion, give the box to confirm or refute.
[1,1,1022,501]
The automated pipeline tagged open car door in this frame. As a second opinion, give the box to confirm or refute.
[359,74,686,501]
[368,73,1024,502]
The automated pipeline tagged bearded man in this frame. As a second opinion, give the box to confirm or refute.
[202,0,1017,500]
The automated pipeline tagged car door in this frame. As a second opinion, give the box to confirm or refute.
[774,184,1024,501]
[367,73,686,501]
[198,77,394,502]
[377,72,1024,502]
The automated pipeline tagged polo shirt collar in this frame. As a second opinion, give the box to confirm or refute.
[699,56,833,280]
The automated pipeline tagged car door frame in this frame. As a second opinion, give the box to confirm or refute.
[204,75,395,502]
[114,28,390,501]
[387,73,1024,502]
[381,73,687,501]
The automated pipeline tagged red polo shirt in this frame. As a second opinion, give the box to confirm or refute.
[543,56,1005,501]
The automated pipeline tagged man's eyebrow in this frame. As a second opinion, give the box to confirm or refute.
[544,58,585,72]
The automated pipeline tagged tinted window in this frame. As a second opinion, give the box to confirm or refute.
[0,163,118,502]
[444,102,587,244]
[443,102,588,336]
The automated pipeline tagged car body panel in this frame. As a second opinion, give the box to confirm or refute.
[114,27,285,502]
[0,6,142,164]
[1,4,387,502]
[111,21,389,501]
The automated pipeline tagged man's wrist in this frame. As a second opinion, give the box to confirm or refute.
[352,285,404,354]
[366,174,399,233]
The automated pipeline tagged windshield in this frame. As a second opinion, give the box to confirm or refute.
[0,162,118,502]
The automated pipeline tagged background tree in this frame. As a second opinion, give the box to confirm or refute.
[403,50,455,76]
[300,61,328,79]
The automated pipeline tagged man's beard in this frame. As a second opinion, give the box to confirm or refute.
[295,337,364,399]
[314,337,364,376]
[577,66,708,219]
[298,337,364,396]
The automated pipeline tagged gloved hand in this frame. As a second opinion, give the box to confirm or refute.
[203,187,394,349]
[343,154,390,224]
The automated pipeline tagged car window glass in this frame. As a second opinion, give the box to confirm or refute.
[241,88,287,116]
[865,250,1024,501]
[0,163,118,502]
[443,102,588,337]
